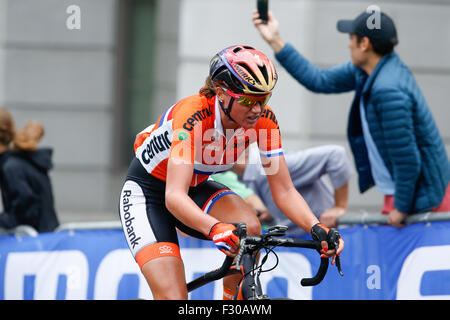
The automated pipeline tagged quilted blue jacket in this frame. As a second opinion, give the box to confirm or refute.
[275,43,450,214]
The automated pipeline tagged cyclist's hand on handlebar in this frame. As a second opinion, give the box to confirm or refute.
[311,223,344,265]
[208,222,240,257]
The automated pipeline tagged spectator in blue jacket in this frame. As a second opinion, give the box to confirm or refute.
[253,9,450,228]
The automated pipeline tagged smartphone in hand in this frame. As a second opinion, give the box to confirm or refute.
[257,0,268,24]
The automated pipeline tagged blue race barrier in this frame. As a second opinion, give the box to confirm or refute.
[1,221,450,299]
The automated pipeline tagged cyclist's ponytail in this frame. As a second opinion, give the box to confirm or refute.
[199,76,216,98]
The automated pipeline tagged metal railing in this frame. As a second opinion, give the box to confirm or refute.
[337,211,450,225]
[54,211,450,232]
[1,211,449,236]
[0,225,39,237]
[54,220,122,232]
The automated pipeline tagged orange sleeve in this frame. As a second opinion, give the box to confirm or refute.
[255,106,283,157]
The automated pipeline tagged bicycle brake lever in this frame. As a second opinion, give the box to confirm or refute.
[327,229,344,277]
[335,255,344,277]
[234,238,246,269]
[233,222,247,268]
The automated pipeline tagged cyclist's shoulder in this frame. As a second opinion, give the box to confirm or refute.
[172,94,215,130]
[256,105,280,130]
[174,94,213,114]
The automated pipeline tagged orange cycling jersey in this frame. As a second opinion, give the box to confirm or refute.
[133,94,283,186]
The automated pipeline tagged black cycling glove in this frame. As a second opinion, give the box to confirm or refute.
[310,223,341,251]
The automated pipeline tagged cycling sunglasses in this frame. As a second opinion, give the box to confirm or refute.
[222,88,272,108]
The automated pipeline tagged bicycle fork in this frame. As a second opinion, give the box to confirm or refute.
[234,253,268,300]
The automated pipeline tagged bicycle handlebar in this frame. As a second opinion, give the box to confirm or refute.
[187,256,234,292]
[235,233,329,287]
[186,223,335,292]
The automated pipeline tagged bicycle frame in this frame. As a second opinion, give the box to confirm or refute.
[187,223,339,299]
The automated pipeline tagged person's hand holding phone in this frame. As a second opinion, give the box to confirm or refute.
[252,9,285,53]
[257,0,268,23]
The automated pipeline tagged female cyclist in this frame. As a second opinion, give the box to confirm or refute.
[119,45,344,300]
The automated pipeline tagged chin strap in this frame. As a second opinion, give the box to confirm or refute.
[219,97,236,123]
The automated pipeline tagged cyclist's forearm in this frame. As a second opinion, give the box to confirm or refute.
[166,159,219,235]
[274,187,319,233]
[266,155,319,232]
[165,190,218,236]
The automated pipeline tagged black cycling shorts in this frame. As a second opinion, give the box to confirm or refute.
[118,158,236,268]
